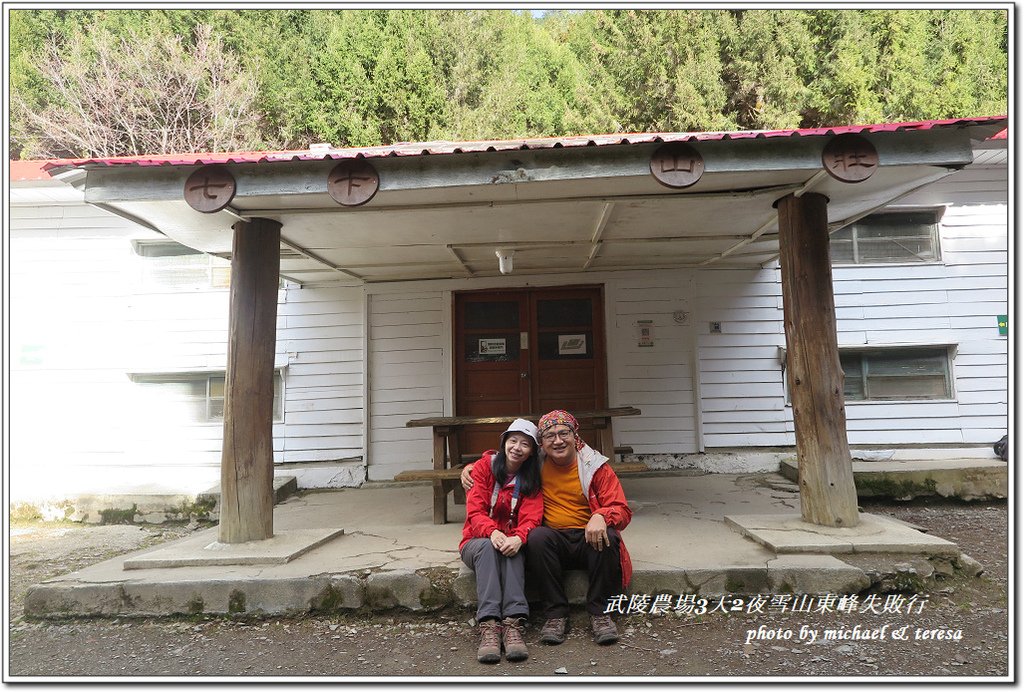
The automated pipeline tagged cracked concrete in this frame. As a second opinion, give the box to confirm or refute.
[22,471,987,618]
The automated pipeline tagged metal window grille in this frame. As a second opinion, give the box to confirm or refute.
[830,210,942,265]
[839,347,952,401]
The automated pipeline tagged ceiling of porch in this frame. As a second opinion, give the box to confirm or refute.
[49,117,1006,285]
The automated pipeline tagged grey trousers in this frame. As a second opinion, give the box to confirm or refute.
[460,537,529,622]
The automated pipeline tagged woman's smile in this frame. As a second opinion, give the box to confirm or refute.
[504,433,534,472]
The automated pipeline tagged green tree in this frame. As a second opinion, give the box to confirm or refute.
[7,8,1008,158]
[576,10,737,132]
[723,10,817,130]
[927,9,1008,118]
[429,10,616,140]
[802,10,886,125]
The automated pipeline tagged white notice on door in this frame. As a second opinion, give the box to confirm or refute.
[479,338,507,355]
[558,334,587,355]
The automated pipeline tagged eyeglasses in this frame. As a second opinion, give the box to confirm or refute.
[541,430,574,442]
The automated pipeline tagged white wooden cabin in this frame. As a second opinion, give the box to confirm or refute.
[7,122,1007,513]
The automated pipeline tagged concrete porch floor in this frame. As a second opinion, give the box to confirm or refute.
[23,470,990,619]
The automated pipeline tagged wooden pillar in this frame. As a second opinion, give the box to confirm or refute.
[777,193,859,528]
[219,217,282,543]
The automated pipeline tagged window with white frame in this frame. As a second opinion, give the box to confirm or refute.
[830,209,942,264]
[132,240,231,290]
[840,347,953,401]
[132,372,284,422]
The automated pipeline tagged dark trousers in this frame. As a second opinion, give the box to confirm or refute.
[460,538,529,622]
[526,526,622,618]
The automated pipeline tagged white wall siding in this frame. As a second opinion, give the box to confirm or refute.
[11,195,369,500]
[694,267,792,448]
[366,290,447,481]
[278,285,365,463]
[10,201,227,498]
[605,272,697,454]
[831,201,1008,446]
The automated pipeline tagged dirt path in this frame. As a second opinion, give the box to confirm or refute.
[6,498,1009,679]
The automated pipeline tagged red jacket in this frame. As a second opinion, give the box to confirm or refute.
[460,451,544,552]
[583,462,633,589]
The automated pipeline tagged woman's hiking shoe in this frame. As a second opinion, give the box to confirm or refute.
[539,617,568,645]
[477,620,502,663]
[501,617,529,661]
[590,614,620,645]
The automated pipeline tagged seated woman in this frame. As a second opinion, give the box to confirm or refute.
[459,419,543,664]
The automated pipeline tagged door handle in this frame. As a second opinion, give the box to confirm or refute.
[521,372,528,379]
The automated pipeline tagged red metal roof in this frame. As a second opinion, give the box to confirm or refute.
[37,116,1007,173]
[10,159,53,181]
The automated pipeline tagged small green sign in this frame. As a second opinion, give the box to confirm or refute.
[997,315,1008,336]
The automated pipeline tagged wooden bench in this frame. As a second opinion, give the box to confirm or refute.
[399,407,641,524]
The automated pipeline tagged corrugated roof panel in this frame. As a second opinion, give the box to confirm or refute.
[35,115,1007,174]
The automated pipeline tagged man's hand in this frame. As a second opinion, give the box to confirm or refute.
[585,513,609,552]
[499,534,523,557]
[490,529,507,551]
[461,463,475,491]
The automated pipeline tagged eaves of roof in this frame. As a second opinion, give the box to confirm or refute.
[38,116,1007,174]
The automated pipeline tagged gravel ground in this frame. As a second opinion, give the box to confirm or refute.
[6,497,1009,680]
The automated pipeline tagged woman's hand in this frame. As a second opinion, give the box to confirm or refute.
[461,463,475,491]
[585,513,609,552]
[489,529,507,551]
[499,535,523,557]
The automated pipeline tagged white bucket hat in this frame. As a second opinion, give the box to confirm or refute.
[500,418,539,447]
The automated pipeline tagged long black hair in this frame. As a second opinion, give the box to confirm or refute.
[491,437,541,497]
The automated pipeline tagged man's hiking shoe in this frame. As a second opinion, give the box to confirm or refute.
[591,614,620,644]
[539,617,568,645]
[501,617,529,661]
[477,620,502,663]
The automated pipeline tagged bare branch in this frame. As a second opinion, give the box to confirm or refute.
[14,23,264,158]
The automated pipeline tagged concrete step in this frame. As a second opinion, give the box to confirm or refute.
[197,476,299,521]
[779,458,1006,501]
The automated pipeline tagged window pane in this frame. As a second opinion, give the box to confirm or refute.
[839,348,950,401]
[857,212,937,235]
[866,375,948,399]
[143,254,212,289]
[274,373,284,421]
[209,398,225,420]
[135,373,283,423]
[537,299,593,328]
[832,211,939,264]
[211,260,231,289]
[864,351,946,377]
[133,241,202,258]
[856,237,936,263]
[840,353,865,400]
[136,379,207,421]
[464,301,519,329]
[829,239,855,264]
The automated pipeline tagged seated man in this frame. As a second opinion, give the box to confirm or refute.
[462,410,632,645]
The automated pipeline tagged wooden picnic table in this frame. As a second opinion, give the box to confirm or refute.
[397,407,641,524]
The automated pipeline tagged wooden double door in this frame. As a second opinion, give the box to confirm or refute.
[454,286,607,457]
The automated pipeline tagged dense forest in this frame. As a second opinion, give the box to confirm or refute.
[8,8,1008,159]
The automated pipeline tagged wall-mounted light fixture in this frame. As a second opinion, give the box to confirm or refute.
[496,249,515,274]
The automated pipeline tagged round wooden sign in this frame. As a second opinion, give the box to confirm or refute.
[328,159,380,206]
[821,134,879,183]
[183,165,236,213]
[650,142,705,189]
